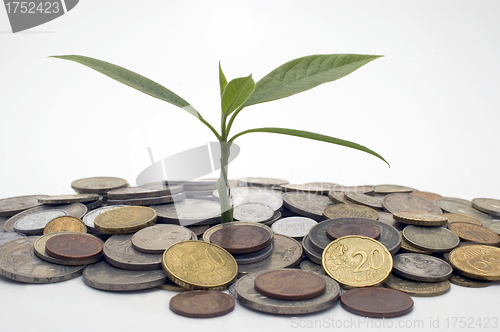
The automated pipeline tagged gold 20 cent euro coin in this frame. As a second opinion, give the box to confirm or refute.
[322,235,392,287]
[162,240,237,291]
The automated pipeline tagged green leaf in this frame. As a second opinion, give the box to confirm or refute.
[243,54,382,107]
[50,55,200,118]
[230,127,389,167]
[219,62,227,97]
[221,75,255,115]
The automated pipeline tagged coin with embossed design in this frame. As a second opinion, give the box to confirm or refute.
[170,290,235,318]
[162,240,237,290]
[384,274,450,297]
[326,218,380,240]
[104,234,163,270]
[233,203,274,223]
[282,192,333,221]
[448,245,500,281]
[322,204,379,220]
[210,224,272,254]
[471,198,500,217]
[0,237,84,283]
[131,224,193,254]
[14,209,67,235]
[403,225,459,252]
[94,206,156,234]
[344,192,383,209]
[435,199,492,225]
[392,253,452,282]
[444,213,482,226]
[271,216,317,238]
[254,269,326,300]
[322,235,393,287]
[43,216,87,234]
[45,233,103,261]
[383,194,442,214]
[448,222,500,245]
[0,195,47,217]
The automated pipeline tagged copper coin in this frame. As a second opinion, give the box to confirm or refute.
[254,269,326,301]
[169,290,235,318]
[444,213,482,226]
[210,225,272,254]
[45,233,103,261]
[325,218,380,240]
[448,222,500,245]
[341,287,413,318]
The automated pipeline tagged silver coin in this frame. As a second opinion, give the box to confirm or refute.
[435,199,492,225]
[82,205,127,233]
[377,211,406,231]
[235,269,340,315]
[344,192,384,209]
[471,198,500,217]
[442,197,472,206]
[228,282,237,298]
[281,183,332,195]
[487,221,500,235]
[262,211,282,227]
[202,221,274,243]
[367,219,402,255]
[237,234,302,277]
[234,242,274,265]
[392,253,452,282]
[38,194,100,205]
[0,195,48,217]
[166,179,218,190]
[237,177,289,188]
[233,203,274,223]
[3,203,87,232]
[271,216,318,238]
[328,190,350,204]
[185,190,216,198]
[106,192,186,206]
[300,259,326,275]
[107,183,183,199]
[403,225,460,252]
[374,184,414,194]
[131,224,193,254]
[383,193,442,214]
[84,196,103,211]
[0,237,84,283]
[282,192,333,221]
[0,217,7,232]
[71,176,128,194]
[14,210,67,235]
[103,234,163,270]
[34,231,103,266]
[152,199,221,226]
[0,232,26,246]
[302,235,323,265]
[83,260,167,291]
[216,187,283,211]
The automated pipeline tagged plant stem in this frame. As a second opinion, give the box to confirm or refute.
[218,140,233,223]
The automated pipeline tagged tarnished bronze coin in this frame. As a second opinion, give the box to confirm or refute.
[254,269,326,301]
[383,193,442,214]
[43,216,87,235]
[322,204,379,220]
[444,213,482,226]
[210,225,272,254]
[448,222,500,246]
[325,218,380,240]
[71,176,128,194]
[169,290,235,318]
[341,287,413,318]
[393,211,448,226]
[45,233,103,261]
[449,272,493,288]
[94,206,157,234]
[384,274,450,297]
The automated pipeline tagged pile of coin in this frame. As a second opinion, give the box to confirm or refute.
[1,177,500,319]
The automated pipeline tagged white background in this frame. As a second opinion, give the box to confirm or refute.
[1,1,499,331]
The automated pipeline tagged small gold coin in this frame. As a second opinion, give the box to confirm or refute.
[322,204,379,220]
[393,211,448,226]
[94,206,156,234]
[449,245,500,281]
[43,216,87,235]
[444,213,482,226]
[162,240,237,290]
[322,235,392,287]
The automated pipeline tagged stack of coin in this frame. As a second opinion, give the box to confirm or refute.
[237,177,288,190]
[105,183,185,206]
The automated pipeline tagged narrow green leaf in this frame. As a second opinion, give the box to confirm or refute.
[221,75,255,115]
[50,55,200,118]
[219,62,227,97]
[230,127,389,167]
[243,54,382,107]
